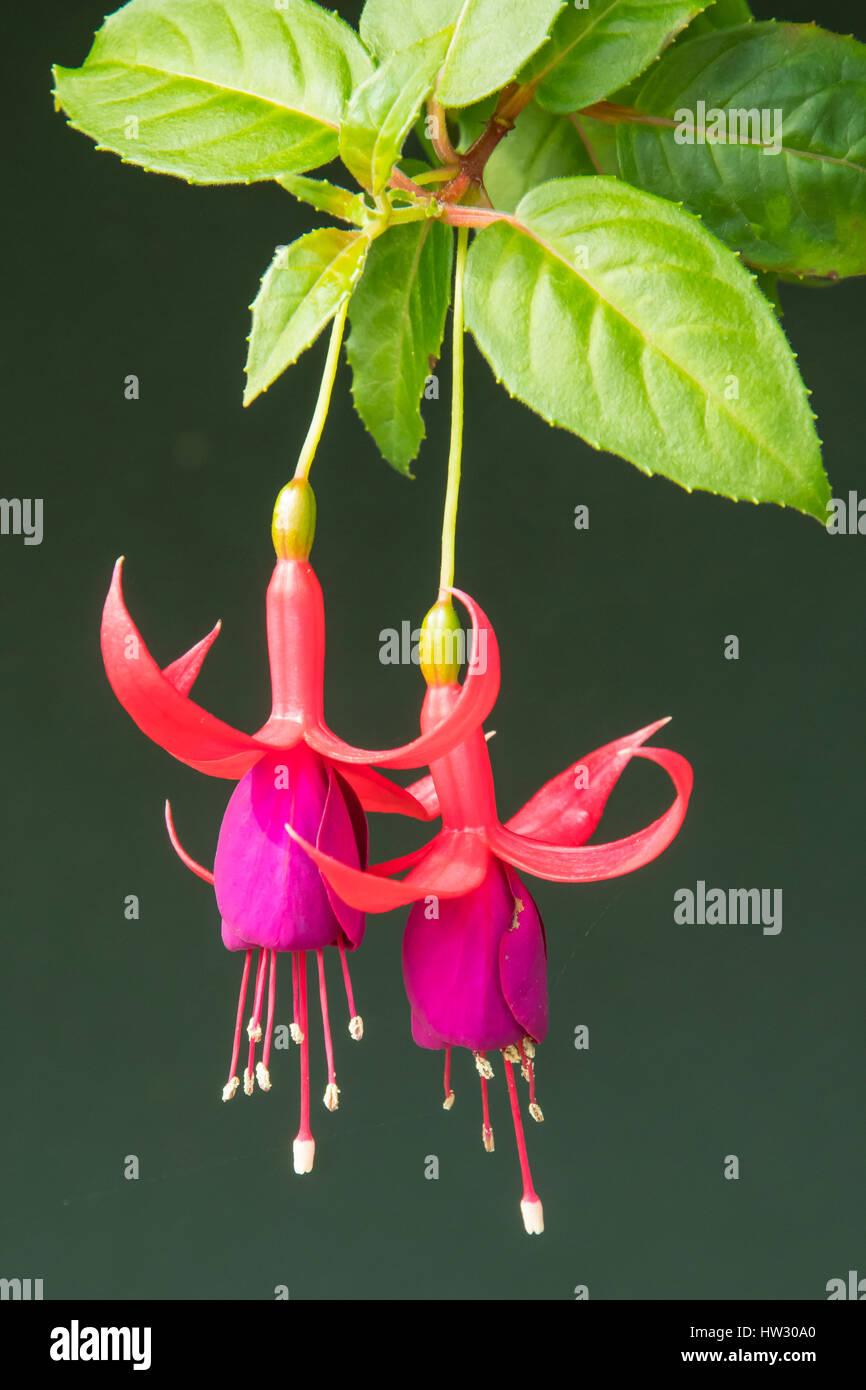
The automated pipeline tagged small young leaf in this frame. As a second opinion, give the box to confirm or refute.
[464,178,829,518]
[347,222,454,472]
[52,0,372,184]
[522,0,707,113]
[617,23,866,278]
[279,174,368,225]
[244,230,369,406]
[340,30,454,194]
[360,0,565,109]
[485,104,594,212]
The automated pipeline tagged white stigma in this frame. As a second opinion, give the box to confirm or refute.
[348,1015,364,1041]
[243,1067,254,1096]
[222,1076,240,1102]
[521,1196,544,1235]
[442,1090,455,1111]
[293,1137,315,1175]
[323,1082,340,1112]
[255,1062,271,1092]
[290,1022,304,1045]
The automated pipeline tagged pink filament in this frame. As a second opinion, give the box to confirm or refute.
[503,1055,538,1203]
[443,1047,452,1103]
[226,949,252,1085]
[517,1040,537,1107]
[480,1068,492,1148]
[247,948,268,1078]
[337,937,358,1020]
[292,951,300,1035]
[316,949,337,1089]
[262,950,277,1070]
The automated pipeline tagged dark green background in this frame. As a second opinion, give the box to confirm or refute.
[1,0,863,1300]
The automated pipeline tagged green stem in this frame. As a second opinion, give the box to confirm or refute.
[439,225,469,597]
[293,300,349,482]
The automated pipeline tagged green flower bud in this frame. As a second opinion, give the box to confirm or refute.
[272,480,316,561]
[419,600,462,686]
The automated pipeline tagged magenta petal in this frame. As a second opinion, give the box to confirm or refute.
[402,859,535,1052]
[410,1008,447,1050]
[499,864,548,1044]
[318,768,365,949]
[214,746,341,951]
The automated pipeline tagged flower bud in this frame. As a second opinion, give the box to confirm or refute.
[272,479,316,560]
[419,600,462,686]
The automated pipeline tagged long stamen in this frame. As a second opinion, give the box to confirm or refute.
[337,937,363,1040]
[480,1068,494,1152]
[317,949,339,1111]
[244,948,268,1095]
[292,951,315,1174]
[442,1047,455,1109]
[222,949,252,1101]
[503,1055,544,1235]
[257,950,277,1092]
[291,950,303,1044]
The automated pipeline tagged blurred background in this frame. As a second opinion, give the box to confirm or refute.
[0,0,863,1299]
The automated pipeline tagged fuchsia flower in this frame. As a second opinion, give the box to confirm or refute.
[289,604,693,1230]
[100,483,499,1172]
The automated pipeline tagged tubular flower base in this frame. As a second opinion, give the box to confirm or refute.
[100,483,500,1170]
[289,611,693,1229]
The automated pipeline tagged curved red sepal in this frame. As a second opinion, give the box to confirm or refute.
[505,717,673,846]
[101,559,270,777]
[488,745,693,883]
[337,764,437,821]
[305,588,500,770]
[164,800,215,884]
[404,773,440,819]
[284,825,490,912]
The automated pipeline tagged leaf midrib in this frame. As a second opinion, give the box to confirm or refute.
[69,58,340,131]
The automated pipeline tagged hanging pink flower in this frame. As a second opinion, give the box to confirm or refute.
[289,601,693,1227]
[100,484,500,1172]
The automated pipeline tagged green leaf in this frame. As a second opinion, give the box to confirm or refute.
[360,0,565,109]
[572,115,622,176]
[279,174,368,225]
[340,31,453,193]
[686,0,752,38]
[617,23,866,279]
[464,178,828,518]
[485,104,594,212]
[522,0,707,113]
[347,221,454,472]
[360,0,461,60]
[244,229,369,406]
[52,0,372,184]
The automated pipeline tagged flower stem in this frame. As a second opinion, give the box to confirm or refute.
[439,225,469,598]
[293,299,349,482]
